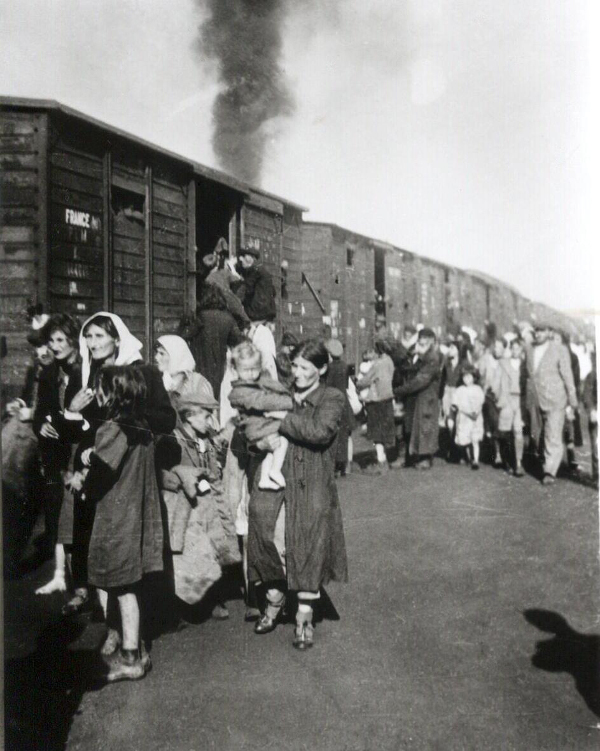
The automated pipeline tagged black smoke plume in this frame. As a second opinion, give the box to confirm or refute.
[198,0,294,185]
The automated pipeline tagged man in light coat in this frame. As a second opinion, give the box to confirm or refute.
[525,323,578,484]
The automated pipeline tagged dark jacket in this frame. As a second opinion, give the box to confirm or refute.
[248,384,348,592]
[394,347,442,456]
[33,360,83,473]
[326,359,355,464]
[237,265,277,322]
[181,310,244,398]
[76,363,176,464]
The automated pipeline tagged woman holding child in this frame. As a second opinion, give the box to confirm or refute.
[247,339,348,651]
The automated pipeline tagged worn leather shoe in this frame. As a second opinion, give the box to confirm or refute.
[254,597,285,634]
[254,612,280,634]
[293,622,314,650]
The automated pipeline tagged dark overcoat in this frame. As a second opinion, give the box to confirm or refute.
[394,347,442,456]
[86,420,163,589]
[326,359,355,464]
[183,310,243,398]
[247,384,348,592]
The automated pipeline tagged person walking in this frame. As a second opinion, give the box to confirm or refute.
[393,328,441,470]
[525,322,578,484]
[491,337,527,476]
[357,339,396,474]
[247,339,348,650]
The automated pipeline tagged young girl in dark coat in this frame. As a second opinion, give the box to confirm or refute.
[79,365,163,682]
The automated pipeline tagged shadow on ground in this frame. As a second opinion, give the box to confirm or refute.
[524,609,600,718]
[5,617,108,751]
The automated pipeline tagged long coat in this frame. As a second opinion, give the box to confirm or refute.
[182,310,243,398]
[86,420,163,589]
[394,347,441,456]
[326,359,355,464]
[247,384,348,592]
[236,264,277,322]
[160,424,240,604]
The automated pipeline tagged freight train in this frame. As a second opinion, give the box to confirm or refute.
[0,97,590,398]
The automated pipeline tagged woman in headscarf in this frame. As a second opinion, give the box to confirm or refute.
[60,312,175,622]
[153,334,214,409]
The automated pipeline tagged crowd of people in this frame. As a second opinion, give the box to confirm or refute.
[354,320,597,485]
[1,242,597,686]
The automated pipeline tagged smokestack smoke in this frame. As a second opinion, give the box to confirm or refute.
[198,0,294,185]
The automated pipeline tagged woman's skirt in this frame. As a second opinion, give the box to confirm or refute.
[366,399,396,447]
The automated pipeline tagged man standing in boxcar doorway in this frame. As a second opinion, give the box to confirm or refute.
[235,246,277,325]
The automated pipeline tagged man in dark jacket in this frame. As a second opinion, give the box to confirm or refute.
[235,247,277,323]
[393,328,442,470]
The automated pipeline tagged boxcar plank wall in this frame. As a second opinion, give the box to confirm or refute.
[1,100,591,400]
[151,165,187,340]
[242,193,284,336]
[0,110,46,398]
[279,206,303,338]
[48,123,105,326]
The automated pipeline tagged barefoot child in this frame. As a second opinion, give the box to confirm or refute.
[80,365,163,682]
[228,342,293,490]
[452,363,485,469]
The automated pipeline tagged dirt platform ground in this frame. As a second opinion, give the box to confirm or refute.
[4,441,599,751]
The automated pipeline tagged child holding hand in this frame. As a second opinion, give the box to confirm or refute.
[452,364,485,470]
[228,342,293,490]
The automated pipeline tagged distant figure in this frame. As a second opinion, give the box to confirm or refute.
[582,353,598,482]
[525,322,578,485]
[491,337,527,477]
[451,363,485,470]
[324,338,355,476]
[393,328,441,470]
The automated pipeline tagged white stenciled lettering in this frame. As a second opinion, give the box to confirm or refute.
[65,208,91,228]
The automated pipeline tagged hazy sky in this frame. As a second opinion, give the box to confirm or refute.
[1,0,596,312]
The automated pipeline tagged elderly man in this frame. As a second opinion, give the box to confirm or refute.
[393,327,441,470]
[525,323,578,485]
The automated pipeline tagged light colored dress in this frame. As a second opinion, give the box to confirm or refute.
[452,384,485,446]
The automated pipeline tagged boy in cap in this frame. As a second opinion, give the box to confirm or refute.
[160,383,240,618]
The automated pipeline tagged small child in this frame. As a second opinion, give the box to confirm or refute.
[452,364,485,469]
[228,342,293,490]
[358,349,375,401]
[80,365,163,682]
[160,388,240,616]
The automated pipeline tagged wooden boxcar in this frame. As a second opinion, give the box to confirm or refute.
[0,97,307,398]
[294,223,377,366]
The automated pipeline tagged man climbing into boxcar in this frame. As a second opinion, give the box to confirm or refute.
[235,246,277,324]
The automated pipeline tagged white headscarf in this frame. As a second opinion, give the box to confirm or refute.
[156,335,196,391]
[80,311,143,388]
